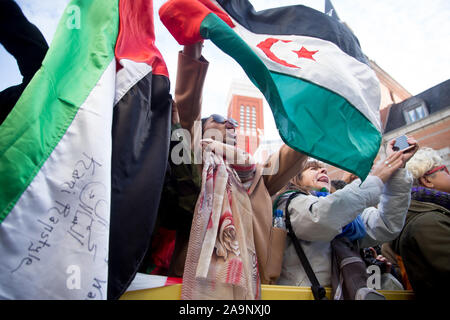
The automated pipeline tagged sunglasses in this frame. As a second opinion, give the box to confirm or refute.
[424,165,449,176]
[210,114,239,128]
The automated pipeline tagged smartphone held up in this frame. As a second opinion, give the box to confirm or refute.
[393,135,411,151]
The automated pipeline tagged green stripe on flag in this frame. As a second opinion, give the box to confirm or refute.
[0,0,119,222]
[271,71,381,177]
[200,13,381,179]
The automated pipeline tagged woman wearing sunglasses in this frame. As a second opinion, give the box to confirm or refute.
[158,42,308,299]
[391,147,450,299]
[201,114,239,147]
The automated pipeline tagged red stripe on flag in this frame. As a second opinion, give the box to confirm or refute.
[115,0,168,77]
[165,277,183,286]
[159,0,234,45]
[198,0,235,28]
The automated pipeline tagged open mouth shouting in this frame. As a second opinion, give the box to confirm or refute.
[317,175,329,184]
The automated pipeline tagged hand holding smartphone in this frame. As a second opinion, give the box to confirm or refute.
[393,135,415,152]
[385,135,419,170]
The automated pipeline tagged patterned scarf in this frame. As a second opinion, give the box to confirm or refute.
[411,186,450,210]
[181,141,260,300]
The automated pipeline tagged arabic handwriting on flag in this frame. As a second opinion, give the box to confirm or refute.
[10,152,108,275]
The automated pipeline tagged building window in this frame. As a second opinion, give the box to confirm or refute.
[407,110,418,122]
[403,100,428,124]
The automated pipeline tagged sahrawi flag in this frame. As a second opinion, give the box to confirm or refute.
[160,0,382,179]
[0,0,171,299]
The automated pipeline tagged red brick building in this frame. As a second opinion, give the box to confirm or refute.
[380,79,450,166]
[225,70,449,181]
[327,78,450,180]
[227,84,264,155]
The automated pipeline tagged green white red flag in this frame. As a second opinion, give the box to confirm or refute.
[0,0,171,299]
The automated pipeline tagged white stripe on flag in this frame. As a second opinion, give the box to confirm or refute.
[0,61,116,300]
[114,59,152,106]
[233,25,381,132]
[126,273,181,292]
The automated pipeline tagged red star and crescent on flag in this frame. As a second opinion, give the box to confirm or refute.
[256,37,318,69]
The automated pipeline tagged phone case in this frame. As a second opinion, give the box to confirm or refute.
[394,136,409,150]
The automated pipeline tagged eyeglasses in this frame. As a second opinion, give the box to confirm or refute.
[210,114,239,128]
[424,165,449,176]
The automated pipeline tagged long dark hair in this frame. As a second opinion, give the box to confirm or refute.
[201,117,209,132]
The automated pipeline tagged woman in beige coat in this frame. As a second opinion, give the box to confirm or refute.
[167,43,308,287]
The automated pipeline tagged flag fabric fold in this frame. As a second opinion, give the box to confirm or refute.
[325,0,341,21]
[108,0,171,300]
[0,0,170,300]
[160,0,382,180]
[125,273,182,292]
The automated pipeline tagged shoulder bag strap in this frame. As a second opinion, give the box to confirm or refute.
[284,191,328,300]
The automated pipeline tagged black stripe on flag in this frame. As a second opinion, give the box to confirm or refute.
[216,0,368,65]
[325,0,340,21]
[108,73,171,300]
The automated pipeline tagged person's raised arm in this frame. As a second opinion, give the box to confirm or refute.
[174,42,209,136]
[358,138,418,247]
[261,145,308,196]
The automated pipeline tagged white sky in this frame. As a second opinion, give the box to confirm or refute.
[1,0,449,138]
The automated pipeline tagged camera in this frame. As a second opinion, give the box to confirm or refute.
[361,248,388,274]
